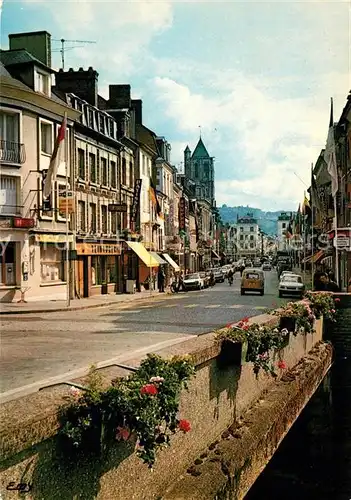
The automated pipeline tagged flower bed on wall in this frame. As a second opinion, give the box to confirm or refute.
[59,354,195,468]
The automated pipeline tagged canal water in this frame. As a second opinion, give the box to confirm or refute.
[246,333,351,499]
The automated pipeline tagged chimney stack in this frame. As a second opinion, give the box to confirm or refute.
[131,99,142,124]
[55,67,99,107]
[108,84,131,109]
[9,30,52,67]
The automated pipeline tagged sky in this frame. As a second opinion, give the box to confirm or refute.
[1,0,350,211]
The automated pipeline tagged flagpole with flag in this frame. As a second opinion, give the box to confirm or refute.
[43,113,69,305]
[324,97,339,286]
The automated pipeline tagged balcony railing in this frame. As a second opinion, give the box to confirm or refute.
[0,140,26,164]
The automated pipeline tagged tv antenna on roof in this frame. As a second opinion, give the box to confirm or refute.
[52,38,97,70]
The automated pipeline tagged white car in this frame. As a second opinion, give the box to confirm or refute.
[280,271,294,278]
[183,273,204,290]
[210,268,225,283]
[279,274,305,298]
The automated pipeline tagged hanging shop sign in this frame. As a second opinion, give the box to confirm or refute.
[76,243,121,255]
[58,189,75,214]
[108,203,128,213]
[130,179,142,223]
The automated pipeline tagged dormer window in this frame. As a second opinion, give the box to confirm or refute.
[35,70,50,96]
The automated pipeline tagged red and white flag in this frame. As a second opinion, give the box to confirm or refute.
[43,114,67,199]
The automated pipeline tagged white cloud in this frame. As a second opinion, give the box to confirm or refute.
[152,65,348,210]
[22,0,173,78]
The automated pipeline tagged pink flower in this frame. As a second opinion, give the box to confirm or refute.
[178,419,191,433]
[277,360,287,370]
[331,309,336,314]
[334,298,341,303]
[70,386,81,398]
[140,383,158,396]
[149,376,164,384]
[115,426,131,441]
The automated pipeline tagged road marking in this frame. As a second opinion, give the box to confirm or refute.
[0,336,193,404]
[163,304,177,308]
[184,304,199,308]
[118,309,142,314]
[205,305,222,308]
[254,306,267,310]
[227,304,245,309]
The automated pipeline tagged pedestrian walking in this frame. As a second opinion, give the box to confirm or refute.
[158,267,165,293]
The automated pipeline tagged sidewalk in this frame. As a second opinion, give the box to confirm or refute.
[0,290,165,315]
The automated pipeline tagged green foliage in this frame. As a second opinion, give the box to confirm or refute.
[216,319,288,377]
[59,355,195,468]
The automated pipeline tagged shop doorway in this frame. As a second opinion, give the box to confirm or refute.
[0,242,16,286]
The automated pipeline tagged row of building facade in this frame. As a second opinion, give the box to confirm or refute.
[308,93,351,290]
[0,30,220,302]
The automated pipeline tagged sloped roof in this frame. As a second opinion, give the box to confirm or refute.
[135,123,158,156]
[0,61,30,90]
[0,49,54,73]
[191,138,210,159]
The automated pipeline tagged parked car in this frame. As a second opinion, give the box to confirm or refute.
[278,274,305,298]
[262,262,272,271]
[183,273,205,290]
[241,268,265,296]
[210,268,225,283]
[199,271,210,288]
[280,271,295,278]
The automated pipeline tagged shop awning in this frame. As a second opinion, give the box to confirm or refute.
[149,252,167,265]
[126,241,159,268]
[162,253,180,271]
[211,250,220,259]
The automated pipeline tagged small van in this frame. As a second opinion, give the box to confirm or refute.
[241,268,264,296]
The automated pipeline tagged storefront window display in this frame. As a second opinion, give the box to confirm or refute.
[40,244,65,283]
[107,256,117,283]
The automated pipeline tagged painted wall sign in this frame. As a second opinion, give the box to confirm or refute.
[76,243,121,255]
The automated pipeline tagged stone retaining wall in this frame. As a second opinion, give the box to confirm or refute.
[0,314,330,500]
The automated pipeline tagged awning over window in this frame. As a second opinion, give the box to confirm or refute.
[149,252,167,265]
[126,241,159,268]
[211,250,220,259]
[162,253,180,271]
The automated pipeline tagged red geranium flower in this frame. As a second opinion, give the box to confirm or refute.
[178,419,191,433]
[277,360,287,370]
[115,426,131,441]
[140,383,158,396]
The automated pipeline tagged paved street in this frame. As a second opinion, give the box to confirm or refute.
[1,270,288,402]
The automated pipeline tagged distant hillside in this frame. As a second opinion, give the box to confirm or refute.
[218,205,292,236]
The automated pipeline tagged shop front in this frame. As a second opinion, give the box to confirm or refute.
[76,242,122,297]
[125,241,159,291]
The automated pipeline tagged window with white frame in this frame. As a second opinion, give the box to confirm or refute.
[101,157,108,186]
[40,122,53,154]
[110,160,116,188]
[0,112,19,144]
[78,201,86,231]
[40,244,65,283]
[0,175,19,215]
[101,205,108,233]
[35,71,51,96]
